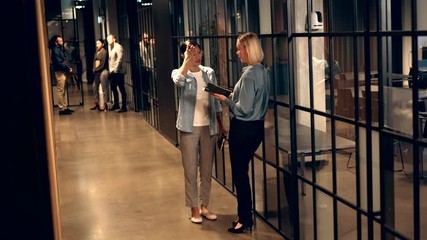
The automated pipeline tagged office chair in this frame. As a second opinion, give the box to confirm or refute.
[418,99,427,179]
[346,151,355,169]
[345,143,403,171]
[419,99,427,138]
[393,140,404,172]
[345,142,403,171]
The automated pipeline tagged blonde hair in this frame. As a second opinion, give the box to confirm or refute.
[237,32,264,64]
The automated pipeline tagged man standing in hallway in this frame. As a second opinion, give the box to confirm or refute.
[48,35,74,115]
[107,34,127,113]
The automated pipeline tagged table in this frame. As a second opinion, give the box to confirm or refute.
[275,118,355,194]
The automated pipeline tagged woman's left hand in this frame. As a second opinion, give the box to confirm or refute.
[212,93,227,102]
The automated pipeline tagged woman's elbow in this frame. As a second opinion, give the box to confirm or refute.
[173,79,184,87]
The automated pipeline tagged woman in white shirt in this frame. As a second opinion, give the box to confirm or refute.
[171,40,225,224]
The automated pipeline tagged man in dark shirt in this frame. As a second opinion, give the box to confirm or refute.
[48,35,74,115]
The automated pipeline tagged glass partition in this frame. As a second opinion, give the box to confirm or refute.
[169,0,427,238]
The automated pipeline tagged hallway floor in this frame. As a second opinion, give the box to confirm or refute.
[54,84,284,240]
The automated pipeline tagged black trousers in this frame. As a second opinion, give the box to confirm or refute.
[229,118,264,226]
[110,72,127,108]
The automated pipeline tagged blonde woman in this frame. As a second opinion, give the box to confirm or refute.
[212,32,269,234]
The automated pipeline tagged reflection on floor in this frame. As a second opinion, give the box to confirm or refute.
[54,84,284,240]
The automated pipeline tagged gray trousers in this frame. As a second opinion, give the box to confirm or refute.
[93,69,110,104]
[179,126,216,208]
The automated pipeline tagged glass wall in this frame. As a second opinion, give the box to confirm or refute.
[136,1,158,128]
[104,0,159,129]
[45,1,85,108]
[169,0,427,239]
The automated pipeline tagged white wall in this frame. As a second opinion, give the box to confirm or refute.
[402,0,427,73]
[294,0,326,131]
[418,0,427,30]
[61,0,74,19]
[259,0,271,34]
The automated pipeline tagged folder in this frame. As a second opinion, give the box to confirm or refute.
[217,133,226,150]
[203,83,232,97]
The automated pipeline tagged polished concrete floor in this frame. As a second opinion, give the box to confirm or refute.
[54,83,427,240]
[53,84,285,240]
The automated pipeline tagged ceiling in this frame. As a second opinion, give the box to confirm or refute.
[45,0,86,20]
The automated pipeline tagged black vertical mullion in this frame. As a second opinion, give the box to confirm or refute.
[232,0,237,35]
[126,0,141,112]
[271,35,283,231]
[244,0,249,33]
[352,0,362,239]
[363,0,374,239]
[411,0,421,239]
[190,0,196,36]
[308,33,319,240]
[305,0,319,239]
[288,36,300,240]
[230,0,237,194]
[287,0,299,237]
[223,0,230,186]
[377,4,389,240]
[325,2,339,239]
[328,37,340,240]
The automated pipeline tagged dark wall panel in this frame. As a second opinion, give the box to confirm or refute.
[5,1,54,239]
[153,0,178,145]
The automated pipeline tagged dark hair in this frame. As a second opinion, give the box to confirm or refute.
[179,40,201,55]
[97,38,106,45]
[97,38,107,50]
[48,35,61,49]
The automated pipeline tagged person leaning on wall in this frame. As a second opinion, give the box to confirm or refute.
[48,35,75,115]
[211,32,270,234]
[171,39,226,224]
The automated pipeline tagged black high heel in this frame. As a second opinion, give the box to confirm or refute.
[98,104,108,111]
[90,104,99,110]
[227,222,252,234]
